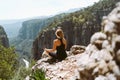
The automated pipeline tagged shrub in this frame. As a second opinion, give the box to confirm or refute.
[0,45,18,79]
[30,69,49,80]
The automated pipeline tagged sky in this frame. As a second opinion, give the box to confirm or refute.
[0,0,100,20]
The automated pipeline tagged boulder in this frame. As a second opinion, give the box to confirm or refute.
[70,45,86,55]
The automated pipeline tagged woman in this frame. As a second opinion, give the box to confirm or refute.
[44,28,67,61]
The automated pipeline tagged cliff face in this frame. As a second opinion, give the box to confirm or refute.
[18,19,43,40]
[32,18,101,60]
[0,25,9,47]
[10,18,54,59]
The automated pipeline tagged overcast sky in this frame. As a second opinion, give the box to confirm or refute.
[0,0,99,20]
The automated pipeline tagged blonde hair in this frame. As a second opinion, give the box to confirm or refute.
[55,29,64,39]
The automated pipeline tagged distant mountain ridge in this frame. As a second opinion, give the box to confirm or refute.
[2,22,22,38]
[0,8,82,39]
[65,8,81,13]
[0,16,48,38]
[0,16,48,25]
[0,19,26,38]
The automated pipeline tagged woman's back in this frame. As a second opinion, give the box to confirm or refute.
[56,38,67,60]
[55,38,67,49]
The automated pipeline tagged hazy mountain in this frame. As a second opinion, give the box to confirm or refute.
[0,19,23,25]
[66,8,82,13]
[0,19,26,38]
[2,22,22,38]
[0,16,48,38]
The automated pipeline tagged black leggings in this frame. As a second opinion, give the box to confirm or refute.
[49,53,57,59]
[49,52,66,61]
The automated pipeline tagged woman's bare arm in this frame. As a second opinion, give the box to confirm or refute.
[63,38,67,49]
[44,40,57,53]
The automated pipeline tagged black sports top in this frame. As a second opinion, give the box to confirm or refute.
[56,38,67,60]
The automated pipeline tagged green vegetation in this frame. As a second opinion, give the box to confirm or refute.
[30,69,48,80]
[1,46,47,80]
[12,58,36,80]
[12,60,48,80]
[0,45,18,80]
[12,66,31,80]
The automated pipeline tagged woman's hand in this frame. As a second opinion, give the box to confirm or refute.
[44,48,47,51]
[44,48,49,53]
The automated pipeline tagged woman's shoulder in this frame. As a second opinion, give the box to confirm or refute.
[53,39,59,42]
[54,38,66,42]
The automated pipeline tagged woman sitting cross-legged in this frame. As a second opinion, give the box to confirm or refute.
[44,28,67,62]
